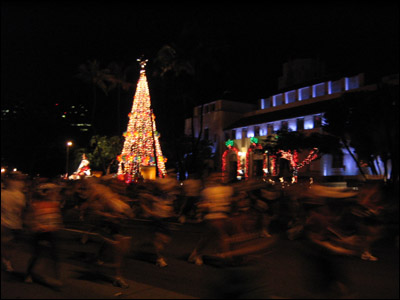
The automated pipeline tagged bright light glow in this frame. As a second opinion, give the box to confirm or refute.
[304,116,314,130]
[288,119,297,131]
[322,156,329,176]
[1,168,6,173]
[345,77,349,91]
[273,122,281,132]
[259,125,267,136]
[13,168,17,172]
[247,128,254,138]
[117,59,166,181]
[67,141,73,147]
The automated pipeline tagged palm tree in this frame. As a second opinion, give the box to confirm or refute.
[105,62,135,134]
[324,85,399,185]
[153,44,197,176]
[153,41,225,176]
[76,59,111,131]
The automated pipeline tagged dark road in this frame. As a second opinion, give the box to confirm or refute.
[2,219,399,299]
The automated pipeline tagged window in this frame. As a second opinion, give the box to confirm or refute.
[242,128,247,147]
[231,129,236,140]
[273,122,281,132]
[332,154,344,168]
[242,128,247,139]
[209,103,215,112]
[285,90,296,104]
[312,83,325,97]
[298,87,310,100]
[288,119,297,131]
[304,116,314,129]
[263,98,272,109]
[314,115,322,128]
[273,94,283,106]
[328,80,342,94]
[204,128,209,140]
[260,98,266,109]
[297,118,304,131]
[281,121,288,131]
[345,76,360,90]
[254,126,260,137]
[267,124,273,135]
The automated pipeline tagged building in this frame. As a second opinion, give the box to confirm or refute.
[184,99,256,168]
[185,59,398,181]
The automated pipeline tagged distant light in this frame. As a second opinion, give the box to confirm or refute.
[67,141,73,146]
[1,168,5,173]
[13,168,17,172]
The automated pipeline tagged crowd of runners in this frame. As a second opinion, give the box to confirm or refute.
[2,169,398,295]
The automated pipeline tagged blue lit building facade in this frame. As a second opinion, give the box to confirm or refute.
[223,72,368,180]
[185,60,398,181]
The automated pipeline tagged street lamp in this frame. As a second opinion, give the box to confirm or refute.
[66,141,73,179]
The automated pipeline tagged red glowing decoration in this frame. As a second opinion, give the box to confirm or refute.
[222,141,241,178]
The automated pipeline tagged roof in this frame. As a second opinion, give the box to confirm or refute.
[224,97,339,130]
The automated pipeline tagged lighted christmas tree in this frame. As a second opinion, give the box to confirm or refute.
[117,58,166,182]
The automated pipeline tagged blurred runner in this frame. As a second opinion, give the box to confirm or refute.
[1,172,27,272]
[24,181,63,288]
[188,172,233,266]
[78,178,134,288]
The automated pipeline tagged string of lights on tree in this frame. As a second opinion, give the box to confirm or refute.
[293,147,319,177]
[273,148,319,181]
[117,58,166,182]
[223,137,319,182]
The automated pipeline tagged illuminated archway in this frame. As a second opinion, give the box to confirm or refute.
[245,137,264,179]
[222,139,241,181]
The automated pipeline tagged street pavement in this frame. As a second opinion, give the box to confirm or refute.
[2,219,399,299]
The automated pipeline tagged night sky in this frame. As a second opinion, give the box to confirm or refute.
[1,2,399,176]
